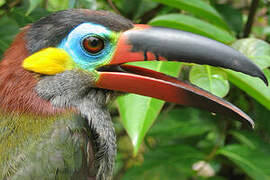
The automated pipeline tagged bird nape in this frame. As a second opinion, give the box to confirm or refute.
[0,9,267,180]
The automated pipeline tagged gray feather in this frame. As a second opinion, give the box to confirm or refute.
[36,70,117,180]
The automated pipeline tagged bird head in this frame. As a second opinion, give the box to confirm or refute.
[3,9,267,127]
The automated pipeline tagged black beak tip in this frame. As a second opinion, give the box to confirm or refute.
[260,73,269,86]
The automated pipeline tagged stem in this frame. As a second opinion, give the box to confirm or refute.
[243,0,260,38]
[43,0,48,9]
[107,0,121,15]
[139,4,164,24]
[8,0,21,8]
[0,0,21,19]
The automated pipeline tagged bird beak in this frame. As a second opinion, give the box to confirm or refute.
[95,25,268,127]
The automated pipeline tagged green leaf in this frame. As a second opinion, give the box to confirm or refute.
[152,0,230,31]
[149,14,235,44]
[9,7,49,27]
[47,0,70,11]
[26,0,42,15]
[70,0,97,9]
[134,0,158,20]
[231,38,270,69]
[0,0,5,7]
[230,130,270,150]
[0,16,19,58]
[226,38,270,110]
[214,4,243,35]
[116,0,143,19]
[217,145,270,180]
[117,62,182,155]
[148,108,215,142]
[189,65,229,98]
[229,131,257,149]
[227,69,270,110]
[208,177,227,180]
[122,145,204,180]
[253,102,270,136]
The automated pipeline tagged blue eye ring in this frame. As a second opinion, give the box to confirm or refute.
[81,34,106,55]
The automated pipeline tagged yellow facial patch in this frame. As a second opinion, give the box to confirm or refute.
[23,48,75,75]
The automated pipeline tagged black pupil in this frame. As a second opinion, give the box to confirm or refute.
[83,36,104,54]
[89,37,99,47]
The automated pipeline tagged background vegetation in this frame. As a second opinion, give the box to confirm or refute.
[1,0,270,179]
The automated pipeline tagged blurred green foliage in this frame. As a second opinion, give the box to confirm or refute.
[1,0,270,179]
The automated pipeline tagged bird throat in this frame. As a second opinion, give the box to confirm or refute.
[35,70,117,179]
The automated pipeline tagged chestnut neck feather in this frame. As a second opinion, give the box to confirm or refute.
[0,27,63,116]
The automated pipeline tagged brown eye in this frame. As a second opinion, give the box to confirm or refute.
[82,36,105,54]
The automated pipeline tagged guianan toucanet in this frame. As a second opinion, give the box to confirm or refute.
[0,9,267,180]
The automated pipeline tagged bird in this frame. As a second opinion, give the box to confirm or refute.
[0,9,267,180]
